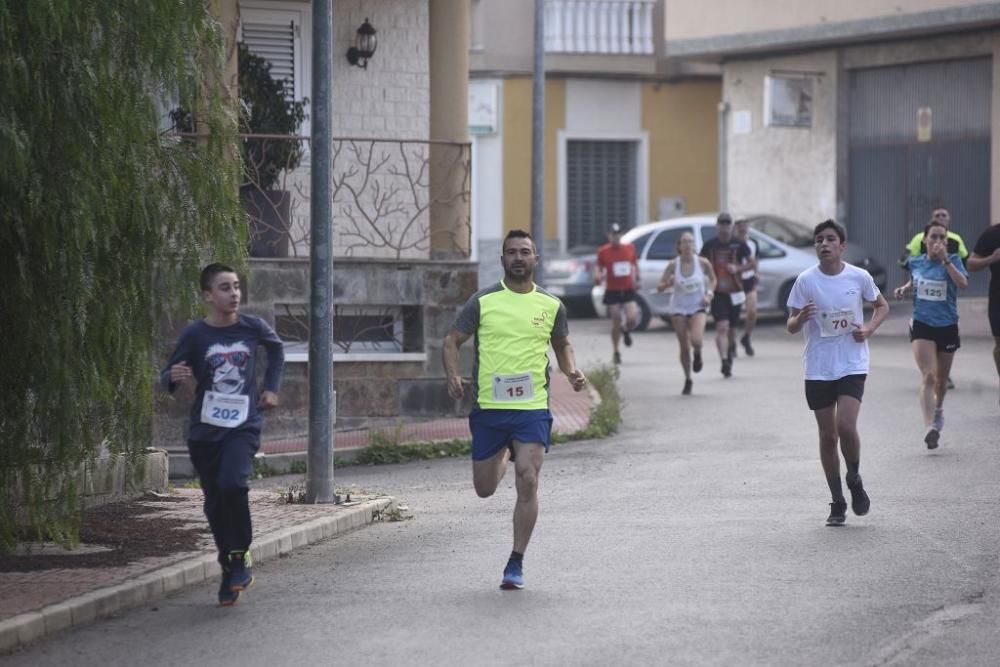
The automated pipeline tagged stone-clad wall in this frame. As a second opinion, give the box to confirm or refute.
[152,257,477,457]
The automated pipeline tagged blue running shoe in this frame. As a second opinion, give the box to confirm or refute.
[228,550,254,591]
[500,559,524,590]
[218,572,240,607]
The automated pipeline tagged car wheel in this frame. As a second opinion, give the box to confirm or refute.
[634,295,652,331]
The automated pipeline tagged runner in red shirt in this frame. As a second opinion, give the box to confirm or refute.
[595,223,639,364]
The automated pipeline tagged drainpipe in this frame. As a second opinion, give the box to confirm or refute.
[717,100,729,212]
[531,0,545,282]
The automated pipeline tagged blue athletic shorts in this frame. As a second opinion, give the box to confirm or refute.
[469,408,553,461]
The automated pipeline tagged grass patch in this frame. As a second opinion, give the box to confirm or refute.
[338,437,472,467]
[551,364,621,443]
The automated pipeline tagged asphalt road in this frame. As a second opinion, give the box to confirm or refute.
[6,312,1000,667]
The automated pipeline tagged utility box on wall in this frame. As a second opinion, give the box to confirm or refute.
[657,196,687,220]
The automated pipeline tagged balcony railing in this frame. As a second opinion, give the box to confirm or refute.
[545,0,655,55]
[239,134,471,260]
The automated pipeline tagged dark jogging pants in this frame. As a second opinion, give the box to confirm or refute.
[187,429,259,567]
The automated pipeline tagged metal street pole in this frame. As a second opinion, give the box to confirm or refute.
[531,0,545,282]
[306,0,336,504]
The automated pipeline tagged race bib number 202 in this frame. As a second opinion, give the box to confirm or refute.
[201,391,250,428]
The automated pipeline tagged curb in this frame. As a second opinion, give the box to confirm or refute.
[0,496,395,654]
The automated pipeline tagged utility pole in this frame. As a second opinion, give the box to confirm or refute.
[531,0,545,281]
[306,0,336,503]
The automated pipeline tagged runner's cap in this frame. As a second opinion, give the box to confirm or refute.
[609,223,622,233]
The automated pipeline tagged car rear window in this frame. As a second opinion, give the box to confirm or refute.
[645,227,693,260]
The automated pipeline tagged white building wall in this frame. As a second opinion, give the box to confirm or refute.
[565,78,641,132]
[470,79,505,287]
[723,51,838,225]
[332,0,430,139]
[274,0,432,259]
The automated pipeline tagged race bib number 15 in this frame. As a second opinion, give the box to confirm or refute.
[492,373,535,402]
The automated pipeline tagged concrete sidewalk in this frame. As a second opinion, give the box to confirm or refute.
[0,372,601,655]
[0,490,396,654]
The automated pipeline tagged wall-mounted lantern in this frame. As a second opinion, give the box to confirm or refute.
[346,18,377,69]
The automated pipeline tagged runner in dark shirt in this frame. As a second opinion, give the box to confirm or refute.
[700,213,751,377]
[968,222,1000,406]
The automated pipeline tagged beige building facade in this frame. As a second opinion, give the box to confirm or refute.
[469,0,720,285]
[665,0,1000,293]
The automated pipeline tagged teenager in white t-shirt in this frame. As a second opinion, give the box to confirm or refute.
[786,219,890,526]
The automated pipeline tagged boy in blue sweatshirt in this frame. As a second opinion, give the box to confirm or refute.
[161,263,285,606]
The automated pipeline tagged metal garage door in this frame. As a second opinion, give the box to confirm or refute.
[848,57,992,294]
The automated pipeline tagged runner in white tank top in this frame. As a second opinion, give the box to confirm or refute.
[657,231,718,395]
[669,252,709,316]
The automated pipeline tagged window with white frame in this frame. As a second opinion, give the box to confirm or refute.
[566,139,638,248]
[239,2,311,140]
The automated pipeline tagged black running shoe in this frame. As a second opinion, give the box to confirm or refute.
[924,428,940,450]
[846,475,870,516]
[826,500,847,526]
[728,341,737,359]
[682,379,692,395]
[721,358,732,378]
[740,334,754,357]
[692,350,703,373]
[946,376,955,390]
[623,331,633,347]
[613,350,621,365]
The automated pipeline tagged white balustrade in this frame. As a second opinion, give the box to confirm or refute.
[546,0,654,54]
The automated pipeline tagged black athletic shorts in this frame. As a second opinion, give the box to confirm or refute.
[909,319,961,353]
[990,294,1000,337]
[741,276,757,293]
[804,374,866,411]
[603,289,637,306]
[710,292,742,326]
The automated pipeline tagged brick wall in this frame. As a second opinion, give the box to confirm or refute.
[333,0,430,139]
[152,257,478,454]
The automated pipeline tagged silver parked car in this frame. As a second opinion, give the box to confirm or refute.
[592,214,888,330]
[543,247,598,316]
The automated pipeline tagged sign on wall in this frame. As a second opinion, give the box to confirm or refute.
[764,75,814,128]
[917,107,933,142]
[469,81,498,135]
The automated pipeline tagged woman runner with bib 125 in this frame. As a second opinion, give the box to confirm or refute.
[656,231,717,395]
[894,220,968,450]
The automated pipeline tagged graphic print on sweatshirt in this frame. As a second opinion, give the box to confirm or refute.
[205,342,251,395]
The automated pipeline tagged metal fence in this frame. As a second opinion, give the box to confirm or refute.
[240,134,472,260]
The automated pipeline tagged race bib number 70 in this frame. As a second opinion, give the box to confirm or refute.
[819,309,855,338]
